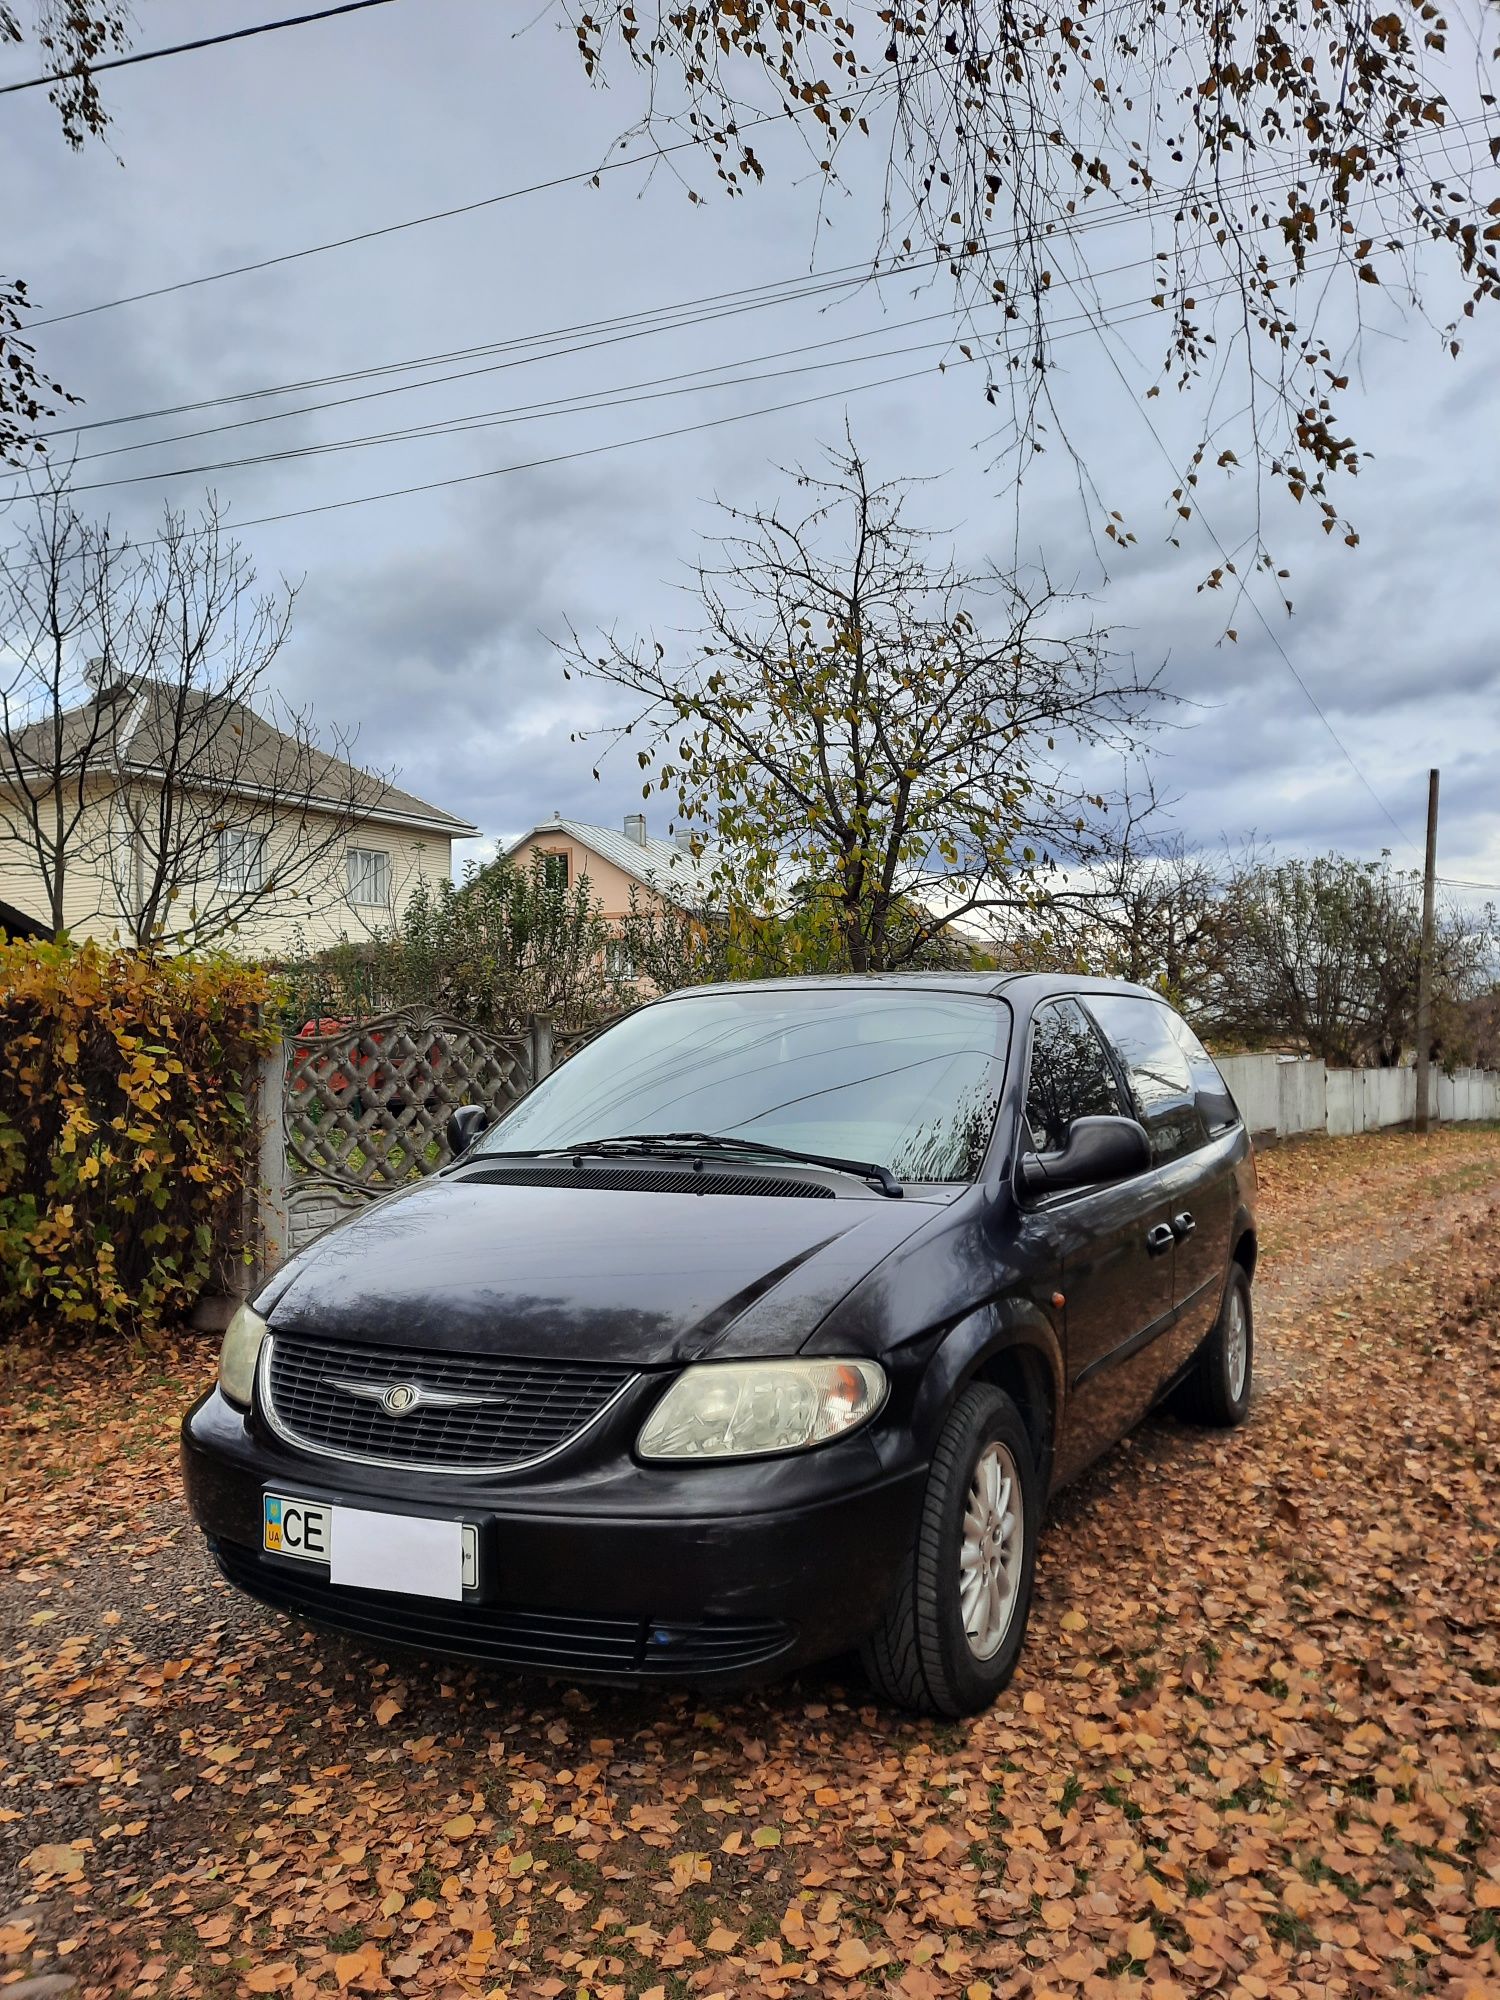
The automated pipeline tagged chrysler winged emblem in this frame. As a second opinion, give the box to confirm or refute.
[330,1377,498,1417]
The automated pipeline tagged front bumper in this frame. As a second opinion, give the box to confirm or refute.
[181,1386,926,1686]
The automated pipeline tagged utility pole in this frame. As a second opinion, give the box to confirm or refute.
[1414,767,1440,1135]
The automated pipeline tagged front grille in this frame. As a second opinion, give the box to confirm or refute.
[262,1333,635,1473]
[459,1163,834,1199]
[214,1541,793,1679]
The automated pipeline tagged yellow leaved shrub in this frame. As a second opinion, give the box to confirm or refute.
[0,939,275,1340]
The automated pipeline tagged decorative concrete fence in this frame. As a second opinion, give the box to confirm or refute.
[250,1009,614,1284]
[1214,1053,1500,1142]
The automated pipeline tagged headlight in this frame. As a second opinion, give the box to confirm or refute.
[219,1301,269,1409]
[637,1358,887,1461]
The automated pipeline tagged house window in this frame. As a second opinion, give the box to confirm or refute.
[217,827,266,893]
[347,846,392,907]
[542,850,570,890]
[605,938,637,981]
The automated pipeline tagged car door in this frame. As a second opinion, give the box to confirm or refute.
[1083,993,1217,1389]
[1159,1009,1243,1351]
[1017,998,1177,1485]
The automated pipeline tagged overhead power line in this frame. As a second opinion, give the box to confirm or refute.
[40,303,1157,497]
[26,75,1496,332]
[91,243,1361,544]
[27,74,885,329]
[34,113,1494,475]
[118,352,995,547]
[0,0,399,101]
[43,243,1364,499]
[56,243,1185,475]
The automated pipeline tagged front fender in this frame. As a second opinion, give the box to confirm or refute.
[909,1298,1065,1469]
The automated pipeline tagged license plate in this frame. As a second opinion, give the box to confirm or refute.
[263,1493,478,1598]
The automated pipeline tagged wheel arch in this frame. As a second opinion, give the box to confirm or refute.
[1231,1210,1258,1282]
[909,1304,1063,1494]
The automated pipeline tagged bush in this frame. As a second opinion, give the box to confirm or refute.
[274,849,626,1032]
[0,939,274,1341]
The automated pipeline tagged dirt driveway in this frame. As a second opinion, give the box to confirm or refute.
[3,1125,1498,2000]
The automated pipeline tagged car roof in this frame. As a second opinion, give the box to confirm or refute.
[657,971,1167,1006]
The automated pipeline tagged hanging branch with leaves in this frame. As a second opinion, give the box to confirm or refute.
[567,0,1500,589]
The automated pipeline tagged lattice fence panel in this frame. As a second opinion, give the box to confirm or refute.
[285,1011,534,1190]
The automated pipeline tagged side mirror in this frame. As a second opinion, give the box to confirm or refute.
[445,1104,490,1158]
[1020,1114,1151,1196]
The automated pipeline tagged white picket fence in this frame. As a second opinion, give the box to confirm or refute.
[1214,1053,1500,1141]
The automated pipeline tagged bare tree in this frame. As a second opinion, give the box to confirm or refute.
[1212,851,1497,1065]
[0,473,390,950]
[0,474,126,931]
[1048,837,1242,1012]
[561,440,1166,973]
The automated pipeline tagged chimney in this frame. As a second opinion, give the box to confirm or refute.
[674,831,695,854]
[623,813,647,847]
[84,656,135,707]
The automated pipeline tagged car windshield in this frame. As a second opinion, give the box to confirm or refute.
[474,988,1011,1182]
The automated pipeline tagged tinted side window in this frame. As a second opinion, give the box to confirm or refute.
[1087,994,1208,1164]
[1164,1011,1240,1133]
[1025,999,1125,1154]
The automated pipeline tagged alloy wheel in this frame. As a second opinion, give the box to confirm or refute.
[1225,1285,1249,1402]
[959,1440,1024,1660]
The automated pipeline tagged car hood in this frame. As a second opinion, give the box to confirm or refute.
[263,1174,949,1365]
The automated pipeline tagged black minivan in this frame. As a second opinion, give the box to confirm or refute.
[183,974,1256,1716]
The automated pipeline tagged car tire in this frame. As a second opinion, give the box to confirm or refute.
[1177,1263,1254,1427]
[860,1383,1041,1717]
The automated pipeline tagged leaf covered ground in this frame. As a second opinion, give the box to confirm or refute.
[2,1125,1498,2000]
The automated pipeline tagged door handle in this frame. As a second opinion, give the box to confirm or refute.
[1171,1210,1195,1238]
[1145,1222,1175,1256]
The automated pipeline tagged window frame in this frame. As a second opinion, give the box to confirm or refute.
[1013,994,1142,1203]
[217,825,267,895]
[346,845,392,909]
[604,937,637,981]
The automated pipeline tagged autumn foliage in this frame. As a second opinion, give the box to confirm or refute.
[2,1127,1498,1998]
[0,937,274,1340]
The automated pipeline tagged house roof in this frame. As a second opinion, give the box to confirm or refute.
[505,814,719,907]
[0,895,53,941]
[9,680,478,838]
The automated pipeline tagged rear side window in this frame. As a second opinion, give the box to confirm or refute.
[1024,998,1126,1154]
[1086,994,1208,1165]
[1164,1011,1240,1133]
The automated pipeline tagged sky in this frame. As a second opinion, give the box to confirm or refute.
[3,0,1499,908]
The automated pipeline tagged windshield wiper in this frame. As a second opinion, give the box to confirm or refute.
[565,1131,904,1199]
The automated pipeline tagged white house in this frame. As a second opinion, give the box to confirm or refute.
[0,677,477,954]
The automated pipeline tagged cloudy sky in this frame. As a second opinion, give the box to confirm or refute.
[4,0,1498,905]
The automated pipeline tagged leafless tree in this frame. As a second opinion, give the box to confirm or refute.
[1210,851,1497,1065]
[0,470,389,950]
[561,439,1168,973]
[0,474,122,931]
